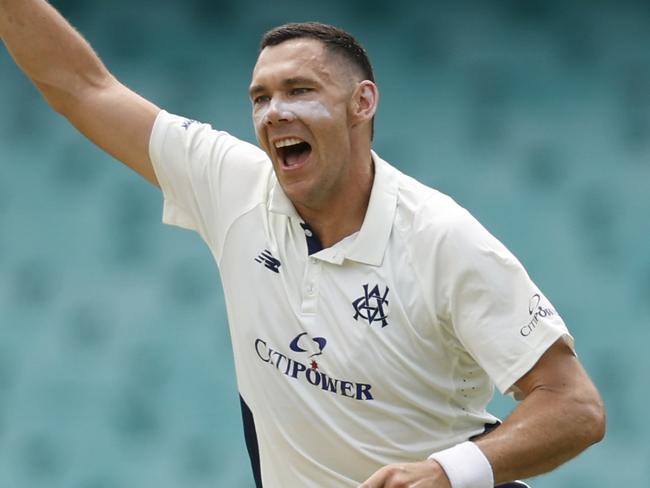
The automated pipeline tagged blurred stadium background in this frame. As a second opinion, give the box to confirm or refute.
[1,0,648,486]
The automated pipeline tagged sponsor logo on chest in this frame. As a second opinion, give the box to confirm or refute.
[254,334,374,401]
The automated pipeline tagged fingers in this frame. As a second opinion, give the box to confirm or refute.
[359,460,449,488]
[358,464,396,488]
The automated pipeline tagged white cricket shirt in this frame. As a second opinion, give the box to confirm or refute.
[149,111,571,487]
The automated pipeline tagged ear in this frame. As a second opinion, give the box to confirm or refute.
[350,80,379,127]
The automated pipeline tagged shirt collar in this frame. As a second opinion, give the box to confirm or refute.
[345,151,398,266]
[268,176,300,219]
[268,150,398,266]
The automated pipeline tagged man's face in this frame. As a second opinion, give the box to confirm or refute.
[250,38,359,210]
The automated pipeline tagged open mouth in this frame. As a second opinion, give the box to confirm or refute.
[275,139,312,168]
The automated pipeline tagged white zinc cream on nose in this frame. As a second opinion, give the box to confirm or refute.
[254,98,333,126]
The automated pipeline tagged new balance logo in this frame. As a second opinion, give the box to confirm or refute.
[255,249,281,274]
[181,119,197,130]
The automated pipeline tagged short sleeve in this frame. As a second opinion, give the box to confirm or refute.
[432,206,572,394]
[148,111,271,259]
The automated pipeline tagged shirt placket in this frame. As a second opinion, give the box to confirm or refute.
[301,255,322,315]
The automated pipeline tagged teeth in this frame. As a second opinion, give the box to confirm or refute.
[274,137,304,148]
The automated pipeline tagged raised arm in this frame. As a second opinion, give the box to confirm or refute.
[0,0,161,185]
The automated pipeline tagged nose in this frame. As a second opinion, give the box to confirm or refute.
[263,98,296,126]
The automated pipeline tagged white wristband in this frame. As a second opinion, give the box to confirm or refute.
[428,441,494,488]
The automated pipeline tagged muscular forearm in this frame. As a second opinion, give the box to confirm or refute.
[0,0,112,112]
[476,348,605,483]
[360,340,605,488]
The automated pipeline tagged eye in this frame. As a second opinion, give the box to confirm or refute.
[253,95,270,105]
[289,87,311,96]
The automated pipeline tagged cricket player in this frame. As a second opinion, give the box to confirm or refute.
[0,1,605,487]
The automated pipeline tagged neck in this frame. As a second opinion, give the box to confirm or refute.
[295,153,374,249]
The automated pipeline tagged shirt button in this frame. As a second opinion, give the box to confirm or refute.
[306,284,314,294]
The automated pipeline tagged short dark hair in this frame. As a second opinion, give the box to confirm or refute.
[259,22,375,83]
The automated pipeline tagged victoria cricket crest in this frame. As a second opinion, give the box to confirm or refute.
[352,284,390,327]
